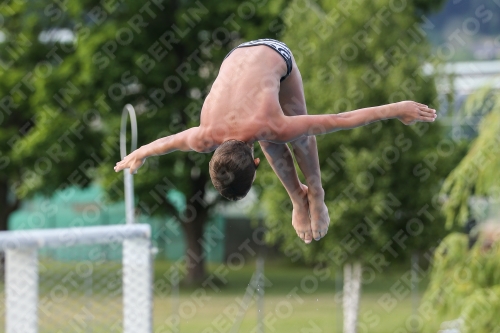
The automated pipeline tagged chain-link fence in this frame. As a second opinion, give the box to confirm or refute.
[36,244,123,333]
[0,225,152,333]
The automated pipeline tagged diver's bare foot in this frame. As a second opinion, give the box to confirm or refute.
[307,188,330,241]
[292,184,313,244]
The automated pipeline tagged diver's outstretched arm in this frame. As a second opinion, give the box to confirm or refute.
[277,101,436,143]
[114,127,213,174]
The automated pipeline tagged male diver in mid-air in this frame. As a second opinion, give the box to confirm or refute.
[114,39,437,244]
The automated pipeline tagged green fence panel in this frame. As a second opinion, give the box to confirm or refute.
[9,185,225,262]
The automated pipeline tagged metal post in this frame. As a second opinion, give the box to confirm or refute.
[256,256,264,333]
[411,253,419,333]
[120,104,138,225]
[171,265,180,333]
[124,172,135,225]
[123,238,152,333]
[6,248,38,333]
[230,271,260,333]
[335,270,342,333]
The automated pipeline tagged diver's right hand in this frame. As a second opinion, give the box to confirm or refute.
[114,148,146,174]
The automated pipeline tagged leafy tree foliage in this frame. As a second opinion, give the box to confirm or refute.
[422,232,500,332]
[1,0,286,283]
[441,87,500,227]
[257,0,459,266]
[0,1,104,232]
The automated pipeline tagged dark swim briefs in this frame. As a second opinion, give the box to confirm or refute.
[224,38,293,82]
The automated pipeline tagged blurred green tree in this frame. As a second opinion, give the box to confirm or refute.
[255,0,458,330]
[1,0,287,284]
[0,1,104,233]
[441,87,500,228]
[422,231,500,333]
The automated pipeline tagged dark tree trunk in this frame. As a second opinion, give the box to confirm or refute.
[0,180,18,232]
[0,180,20,277]
[0,210,9,233]
[182,210,208,285]
[179,172,209,286]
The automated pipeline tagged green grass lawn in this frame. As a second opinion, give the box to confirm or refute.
[152,293,420,333]
[152,259,427,333]
[0,258,429,333]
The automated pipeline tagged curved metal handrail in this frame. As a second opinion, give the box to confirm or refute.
[120,104,138,159]
[120,104,138,224]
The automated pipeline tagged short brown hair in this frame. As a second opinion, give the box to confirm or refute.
[209,140,257,201]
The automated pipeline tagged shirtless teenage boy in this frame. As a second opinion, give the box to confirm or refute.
[114,39,437,244]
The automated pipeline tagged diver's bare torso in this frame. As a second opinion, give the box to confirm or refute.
[198,45,290,148]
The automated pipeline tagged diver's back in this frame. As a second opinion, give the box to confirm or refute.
[200,45,286,142]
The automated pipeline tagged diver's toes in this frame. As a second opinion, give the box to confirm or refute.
[304,232,313,244]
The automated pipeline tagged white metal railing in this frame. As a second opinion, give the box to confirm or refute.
[120,104,138,225]
[0,224,152,333]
